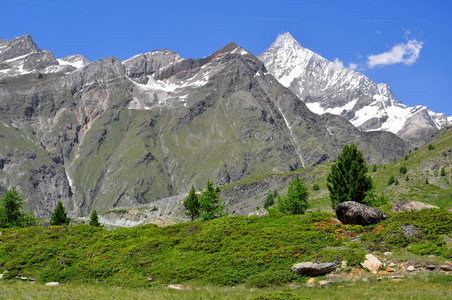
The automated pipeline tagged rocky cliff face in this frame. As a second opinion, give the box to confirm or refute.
[0,34,410,218]
[258,33,449,147]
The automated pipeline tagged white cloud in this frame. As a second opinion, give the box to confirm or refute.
[348,63,358,71]
[332,58,344,71]
[367,39,423,68]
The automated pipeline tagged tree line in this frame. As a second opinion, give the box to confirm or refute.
[1,143,394,228]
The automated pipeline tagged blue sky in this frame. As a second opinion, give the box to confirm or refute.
[2,0,451,116]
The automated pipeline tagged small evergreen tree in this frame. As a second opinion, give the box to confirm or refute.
[50,201,70,226]
[428,144,435,150]
[264,192,275,209]
[395,179,399,185]
[277,175,310,215]
[199,179,228,221]
[0,187,35,228]
[184,185,200,221]
[327,144,373,208]
[89,210,102,227]
[313,184,320,191]
[441,167,446,176]
[400,166,407,174]
[425,178,429,184]
[372,165,377,172]
[388,175,395,185]
[406,175,409,181]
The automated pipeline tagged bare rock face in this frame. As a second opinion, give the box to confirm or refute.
[0,34,40,62]
[361,254,382,274]
[392,201,439,212]
[292,261,339,276]
[248,208,269,217]
[335,201,388,226]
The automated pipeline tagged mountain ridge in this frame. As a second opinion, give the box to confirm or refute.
[258,32,449,146]
[0,34,409,218]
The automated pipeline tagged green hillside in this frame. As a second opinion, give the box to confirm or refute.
[222,126,452,214]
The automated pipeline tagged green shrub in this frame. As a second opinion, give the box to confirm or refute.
[312,184,320,191]
[245,269,298,288]
[441,167,446,176]
[409,239,445,256]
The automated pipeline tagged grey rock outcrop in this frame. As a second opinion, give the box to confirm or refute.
[248,208,269,217]
[292,261,339,276]
[392,201,439,212]
[335,201,388,226]
[0,34,40,62]
[23,50,59,71]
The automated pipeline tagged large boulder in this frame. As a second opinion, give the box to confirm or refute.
[292,262,339,276]
[335,201,388,226]
[392,201,439,212]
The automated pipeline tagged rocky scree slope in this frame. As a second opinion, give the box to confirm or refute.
[258,32,449,147]
[0,34,409,218]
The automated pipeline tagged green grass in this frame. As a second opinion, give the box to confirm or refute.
[1,275,451,300]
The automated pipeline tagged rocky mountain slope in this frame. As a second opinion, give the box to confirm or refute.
[0,34,409,218]
[258,33,449,146]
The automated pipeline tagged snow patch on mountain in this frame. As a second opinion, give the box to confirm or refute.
[58,54,91,69]
[258,32,449,143]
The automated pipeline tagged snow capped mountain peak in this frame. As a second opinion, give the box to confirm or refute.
[58,54,91,69]
[258,34,450,146]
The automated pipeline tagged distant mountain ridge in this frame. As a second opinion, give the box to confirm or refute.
[0,34,409,218]
[258,32,449,146]
[0,34,91,79]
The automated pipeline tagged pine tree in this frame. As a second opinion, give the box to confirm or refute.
[441,167,446,176]
[0,187,35,228]
[184,185,200,221]
[50,201,70,226]
[327,144,373,208]
[89,210,102,227]
[277,175,310,215]
[372,165,377,172]
[388,175,395,185]
[264,192,275,209]
[199,179,228,221]
[400,166,407,174]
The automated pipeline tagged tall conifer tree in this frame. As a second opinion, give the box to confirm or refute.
[50,201,70,226]
[327,144,373,208]
[184,185,200,221]
[89,210,102,227]
[199,179,228,221]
